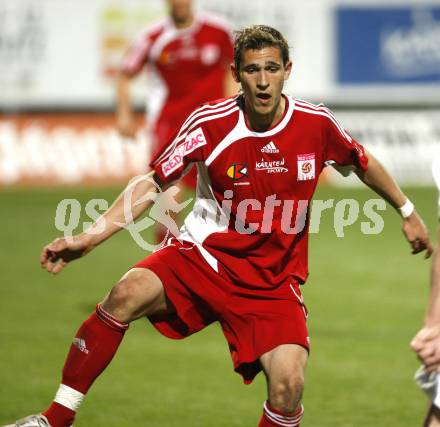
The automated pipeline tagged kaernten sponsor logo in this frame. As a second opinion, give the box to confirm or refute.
[255,158,288,174]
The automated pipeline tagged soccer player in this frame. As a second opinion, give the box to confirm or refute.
[117,0,236,244]
[411,157,440,427]
[5,26,433,427]
[116,0,236,186]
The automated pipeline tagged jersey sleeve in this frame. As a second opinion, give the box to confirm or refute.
[323,108,368,174]
[150,117,209,184]
[121,30,152,76]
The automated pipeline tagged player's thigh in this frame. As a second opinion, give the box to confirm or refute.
[101,267,173,322]
[260,343,309,389]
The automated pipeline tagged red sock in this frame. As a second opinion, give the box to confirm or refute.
[258,401,304,427]
[43,304,128,427]
[42,402,75,427]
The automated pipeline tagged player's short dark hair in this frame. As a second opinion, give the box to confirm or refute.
[234,25,290,70]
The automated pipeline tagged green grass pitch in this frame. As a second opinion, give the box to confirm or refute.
[0,185,437,426]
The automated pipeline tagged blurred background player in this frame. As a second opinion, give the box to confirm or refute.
[116,0,237,242]
[412,155,440,427]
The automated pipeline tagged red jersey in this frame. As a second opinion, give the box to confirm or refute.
[122,12,234,153]
[151,95,368,289]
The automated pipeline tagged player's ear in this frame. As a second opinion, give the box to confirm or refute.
[284,60,292,80]
[230,63,240,83]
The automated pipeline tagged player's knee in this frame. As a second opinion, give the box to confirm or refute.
[103,273,151,322]
[269,373,304,413]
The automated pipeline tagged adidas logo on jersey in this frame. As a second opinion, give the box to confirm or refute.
[261,141,279,153]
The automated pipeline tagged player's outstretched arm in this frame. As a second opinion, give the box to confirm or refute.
[40,171,160,275]
[116,71,137,139]
[411,228,440,370]
[355,149,433,258]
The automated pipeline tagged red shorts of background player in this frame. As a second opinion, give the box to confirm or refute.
[132,238,310,384]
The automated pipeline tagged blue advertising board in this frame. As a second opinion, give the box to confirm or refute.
[336,6,440,84]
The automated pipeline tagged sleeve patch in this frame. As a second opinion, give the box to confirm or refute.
[162,127,207,177]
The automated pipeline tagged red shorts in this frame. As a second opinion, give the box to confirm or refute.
[132,239,309,384]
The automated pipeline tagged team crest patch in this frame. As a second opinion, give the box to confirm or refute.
[297,153,315,181]
[227,163,248,180]
[162,127,207,177]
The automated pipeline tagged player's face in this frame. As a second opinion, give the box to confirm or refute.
[167,0,193,24]
[233,46,292,119]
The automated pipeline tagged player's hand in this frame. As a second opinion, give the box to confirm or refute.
[40,235,94,275]
[116,114,137,139]
[411,326,440,371]
[402,211,433,258]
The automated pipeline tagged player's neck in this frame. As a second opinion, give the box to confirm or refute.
[172,13,194,29]
[244,96,286,132]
